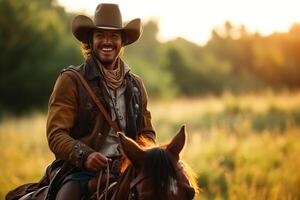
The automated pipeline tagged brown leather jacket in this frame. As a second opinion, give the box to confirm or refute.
[46,57,155,168]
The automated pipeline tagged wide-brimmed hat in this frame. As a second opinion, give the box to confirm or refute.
[72,3,142,45]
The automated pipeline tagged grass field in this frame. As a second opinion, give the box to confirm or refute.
[1,92,300,199]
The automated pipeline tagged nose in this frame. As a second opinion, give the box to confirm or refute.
[103,35,113,44]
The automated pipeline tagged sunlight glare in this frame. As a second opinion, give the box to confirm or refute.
[58,0,300,45]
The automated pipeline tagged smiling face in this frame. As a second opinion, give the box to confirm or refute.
[92,29,123,69]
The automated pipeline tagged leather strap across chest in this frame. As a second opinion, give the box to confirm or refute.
[67,68,120,133]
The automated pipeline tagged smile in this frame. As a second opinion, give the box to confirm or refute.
[101,47,114,52]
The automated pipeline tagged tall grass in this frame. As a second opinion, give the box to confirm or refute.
[0,113,54,199]
[1,92,300,199]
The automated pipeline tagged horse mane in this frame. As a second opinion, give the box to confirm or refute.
[143,147,180,197]
[144,146,201,196]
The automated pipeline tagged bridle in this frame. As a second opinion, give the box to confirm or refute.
[95,162,194,200]
[96,164,152,200]
[128,170,151,200]
[127,166,195,200]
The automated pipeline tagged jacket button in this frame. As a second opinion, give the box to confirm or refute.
[98,132,102,136]
[86,103,93,110]
[135,104,139,110]
[133,87,139,93]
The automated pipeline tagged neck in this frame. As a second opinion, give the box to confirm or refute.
[103,63,115,70]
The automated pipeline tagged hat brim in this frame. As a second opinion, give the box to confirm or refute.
[72,15,142,46]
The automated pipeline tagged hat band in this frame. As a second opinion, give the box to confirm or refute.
[95,25,122,30]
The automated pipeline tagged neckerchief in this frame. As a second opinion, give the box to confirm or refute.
[96,58,125,90]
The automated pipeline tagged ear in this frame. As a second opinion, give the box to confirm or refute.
[166,125,186,161]
[118,132,145,167]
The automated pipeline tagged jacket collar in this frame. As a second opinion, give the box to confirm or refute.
[85,56,101,80]
[84,56,131,81]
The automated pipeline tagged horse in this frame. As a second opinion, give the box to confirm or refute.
[11,125,199,200]
[95,125,199,200]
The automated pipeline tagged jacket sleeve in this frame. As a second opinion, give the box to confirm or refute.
[46,71,94,168]
[137,78,156,144]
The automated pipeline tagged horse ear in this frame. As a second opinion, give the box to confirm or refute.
[166,125,186,161]
[118,132,145,167]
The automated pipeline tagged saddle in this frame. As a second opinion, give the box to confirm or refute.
[6,160,63,200]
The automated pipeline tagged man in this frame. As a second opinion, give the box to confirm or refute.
[47,3,155,199]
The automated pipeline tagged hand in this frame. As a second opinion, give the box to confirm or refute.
[84,152,111,172]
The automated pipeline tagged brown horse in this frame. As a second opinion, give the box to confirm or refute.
[102,125,199,200]
[11,126,198,200]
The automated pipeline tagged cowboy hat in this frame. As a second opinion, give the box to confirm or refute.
[72,3,142,45]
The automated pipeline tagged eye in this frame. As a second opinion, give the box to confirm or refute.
[95,32,104,39]
[111,32,121,39]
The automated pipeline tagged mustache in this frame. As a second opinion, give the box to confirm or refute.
[98,44,115,49]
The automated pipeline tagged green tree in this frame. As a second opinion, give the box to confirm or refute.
[165,47,200,95]
[0,0,82,114]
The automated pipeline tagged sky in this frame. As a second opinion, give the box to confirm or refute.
[57,0,300,45]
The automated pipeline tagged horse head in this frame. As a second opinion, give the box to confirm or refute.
[116,125,197,200]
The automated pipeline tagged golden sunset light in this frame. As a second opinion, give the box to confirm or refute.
[58,0,300,45]
[2,0,300,199]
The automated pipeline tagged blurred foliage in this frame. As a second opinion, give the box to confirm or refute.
[1,93,300,199]
[1,1,300,114]
[2,2,300,199]
[123,20,176,97]
[0,0,83,114]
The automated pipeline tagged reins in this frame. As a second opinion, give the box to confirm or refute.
[96,161,110,200]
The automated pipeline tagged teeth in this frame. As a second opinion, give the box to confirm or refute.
[102,47,113,51]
